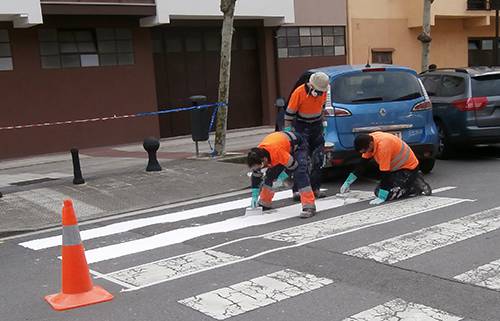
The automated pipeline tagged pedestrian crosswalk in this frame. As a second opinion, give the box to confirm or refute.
[14,186,500,320]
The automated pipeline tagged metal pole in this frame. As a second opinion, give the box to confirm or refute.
[495,9,499,66]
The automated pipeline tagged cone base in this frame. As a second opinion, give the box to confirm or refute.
[45,285,113,311]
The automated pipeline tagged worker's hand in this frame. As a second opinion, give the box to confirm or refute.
[369,188,389,205]
[340,173,357,194]
[369,197,385,205]
[251,188,260,208]
[283,126,292,132]
[274,172,291,188]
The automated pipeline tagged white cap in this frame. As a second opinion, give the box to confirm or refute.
[309,72,329,92]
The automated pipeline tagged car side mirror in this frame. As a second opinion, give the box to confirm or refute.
[275,97,286,108]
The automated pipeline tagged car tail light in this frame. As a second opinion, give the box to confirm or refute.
[362,68,386,72]
[452,97,488,112]
[412,100,432,111]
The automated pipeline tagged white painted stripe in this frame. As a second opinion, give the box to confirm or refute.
[432,186,456,193]
[107,250,242,288]
[455,258,500,290]
[342,298,463,321]
[264,195,464,244]
[100,195,466,291]
[19,189,300,250]
[3,188,251,242]
[179,269,333,320]
[346,206,500,264]
[83,191,374,264]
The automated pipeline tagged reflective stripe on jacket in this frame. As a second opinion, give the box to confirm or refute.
[258,132,298,170]
[362,131,419,172]
[285,84,326,124]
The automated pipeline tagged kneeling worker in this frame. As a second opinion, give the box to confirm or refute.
[247,131,316,218]
[340,132,432,205]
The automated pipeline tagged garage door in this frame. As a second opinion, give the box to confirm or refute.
[152,26,262,137]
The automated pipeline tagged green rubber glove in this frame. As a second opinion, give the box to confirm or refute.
[340,173,357,194]
[251,188,260,208]
[369,188,389,205]
[274,172,289,188]
[283,126,292,132]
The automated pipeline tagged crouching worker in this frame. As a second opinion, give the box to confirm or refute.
[247,131,316,218]
[340,132,432,205]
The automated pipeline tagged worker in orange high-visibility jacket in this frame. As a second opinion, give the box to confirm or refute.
[247,131,316,218]
[284,72,329,201]
[340,132,432,205]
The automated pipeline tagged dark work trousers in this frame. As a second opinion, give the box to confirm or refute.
[374,168,419,201]
[292,120,324,192]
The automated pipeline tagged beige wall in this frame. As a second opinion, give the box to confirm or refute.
[349,0,498,72]
[291,0,346,26]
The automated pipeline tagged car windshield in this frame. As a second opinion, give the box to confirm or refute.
[472,74,500,97]
[331,71,423,104]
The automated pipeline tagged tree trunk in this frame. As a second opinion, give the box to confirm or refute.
[213,0,237,156]
[419,0,433,72]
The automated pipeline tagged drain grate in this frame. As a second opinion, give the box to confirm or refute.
[10,177,59,186]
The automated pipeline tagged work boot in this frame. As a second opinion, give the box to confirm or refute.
[314,190,326,199]
[300,208,316,219]
[292,192,301,202]
[414,173,432,196]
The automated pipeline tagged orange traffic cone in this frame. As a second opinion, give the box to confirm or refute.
[45,199,113,311]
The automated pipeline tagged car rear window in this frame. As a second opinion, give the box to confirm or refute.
[472,74,500,97]
[331,71,423,104]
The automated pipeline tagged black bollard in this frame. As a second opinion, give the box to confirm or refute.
[143,137,162,172]
[70,148,85,185]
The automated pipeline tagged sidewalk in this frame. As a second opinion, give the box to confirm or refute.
[0,126,274,236]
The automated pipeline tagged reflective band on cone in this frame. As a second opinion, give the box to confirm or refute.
[45,199,113,311]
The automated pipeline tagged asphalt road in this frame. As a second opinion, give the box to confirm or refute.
[2,145,500,321]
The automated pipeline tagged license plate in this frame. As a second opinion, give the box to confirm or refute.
[388,131,402,139]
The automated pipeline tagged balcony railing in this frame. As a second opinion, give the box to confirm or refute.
[468,0,490,10]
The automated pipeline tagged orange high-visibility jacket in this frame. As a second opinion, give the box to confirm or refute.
[284,84,327,124]
[258,132,298,170]
[362,131,419,172]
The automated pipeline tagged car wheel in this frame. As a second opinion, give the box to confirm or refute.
[419,158,435,174]
[435,120,454,159]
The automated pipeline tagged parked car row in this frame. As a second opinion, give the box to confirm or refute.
[276,64,500,174]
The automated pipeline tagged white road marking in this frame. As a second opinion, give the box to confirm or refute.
[432,186,456,193]
[342,298,463,321]
[346,206,500,264]
[82,191,374,264]
[178,269,333,320]
[107,250,242,289]
[455,258,500,290]
[3,188,251,242]
[264,195,465,244]
[19,189,301,250]
[100,195,466,291]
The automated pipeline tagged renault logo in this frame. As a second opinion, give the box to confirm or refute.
[379,108,387,117]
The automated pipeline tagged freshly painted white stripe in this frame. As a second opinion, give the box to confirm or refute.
[431,186,456,193]
[3,188,251,242]
[342,298,463,321]
[100,195,466,291]
[107,250,242,288]
[346,206,500,264]
[83,191,374,264]
[264,196,465,244]
[19,189,301,250]
[455,258,500,290]
[179,269,333,320]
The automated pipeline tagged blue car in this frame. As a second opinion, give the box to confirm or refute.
[279,64,439,173]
